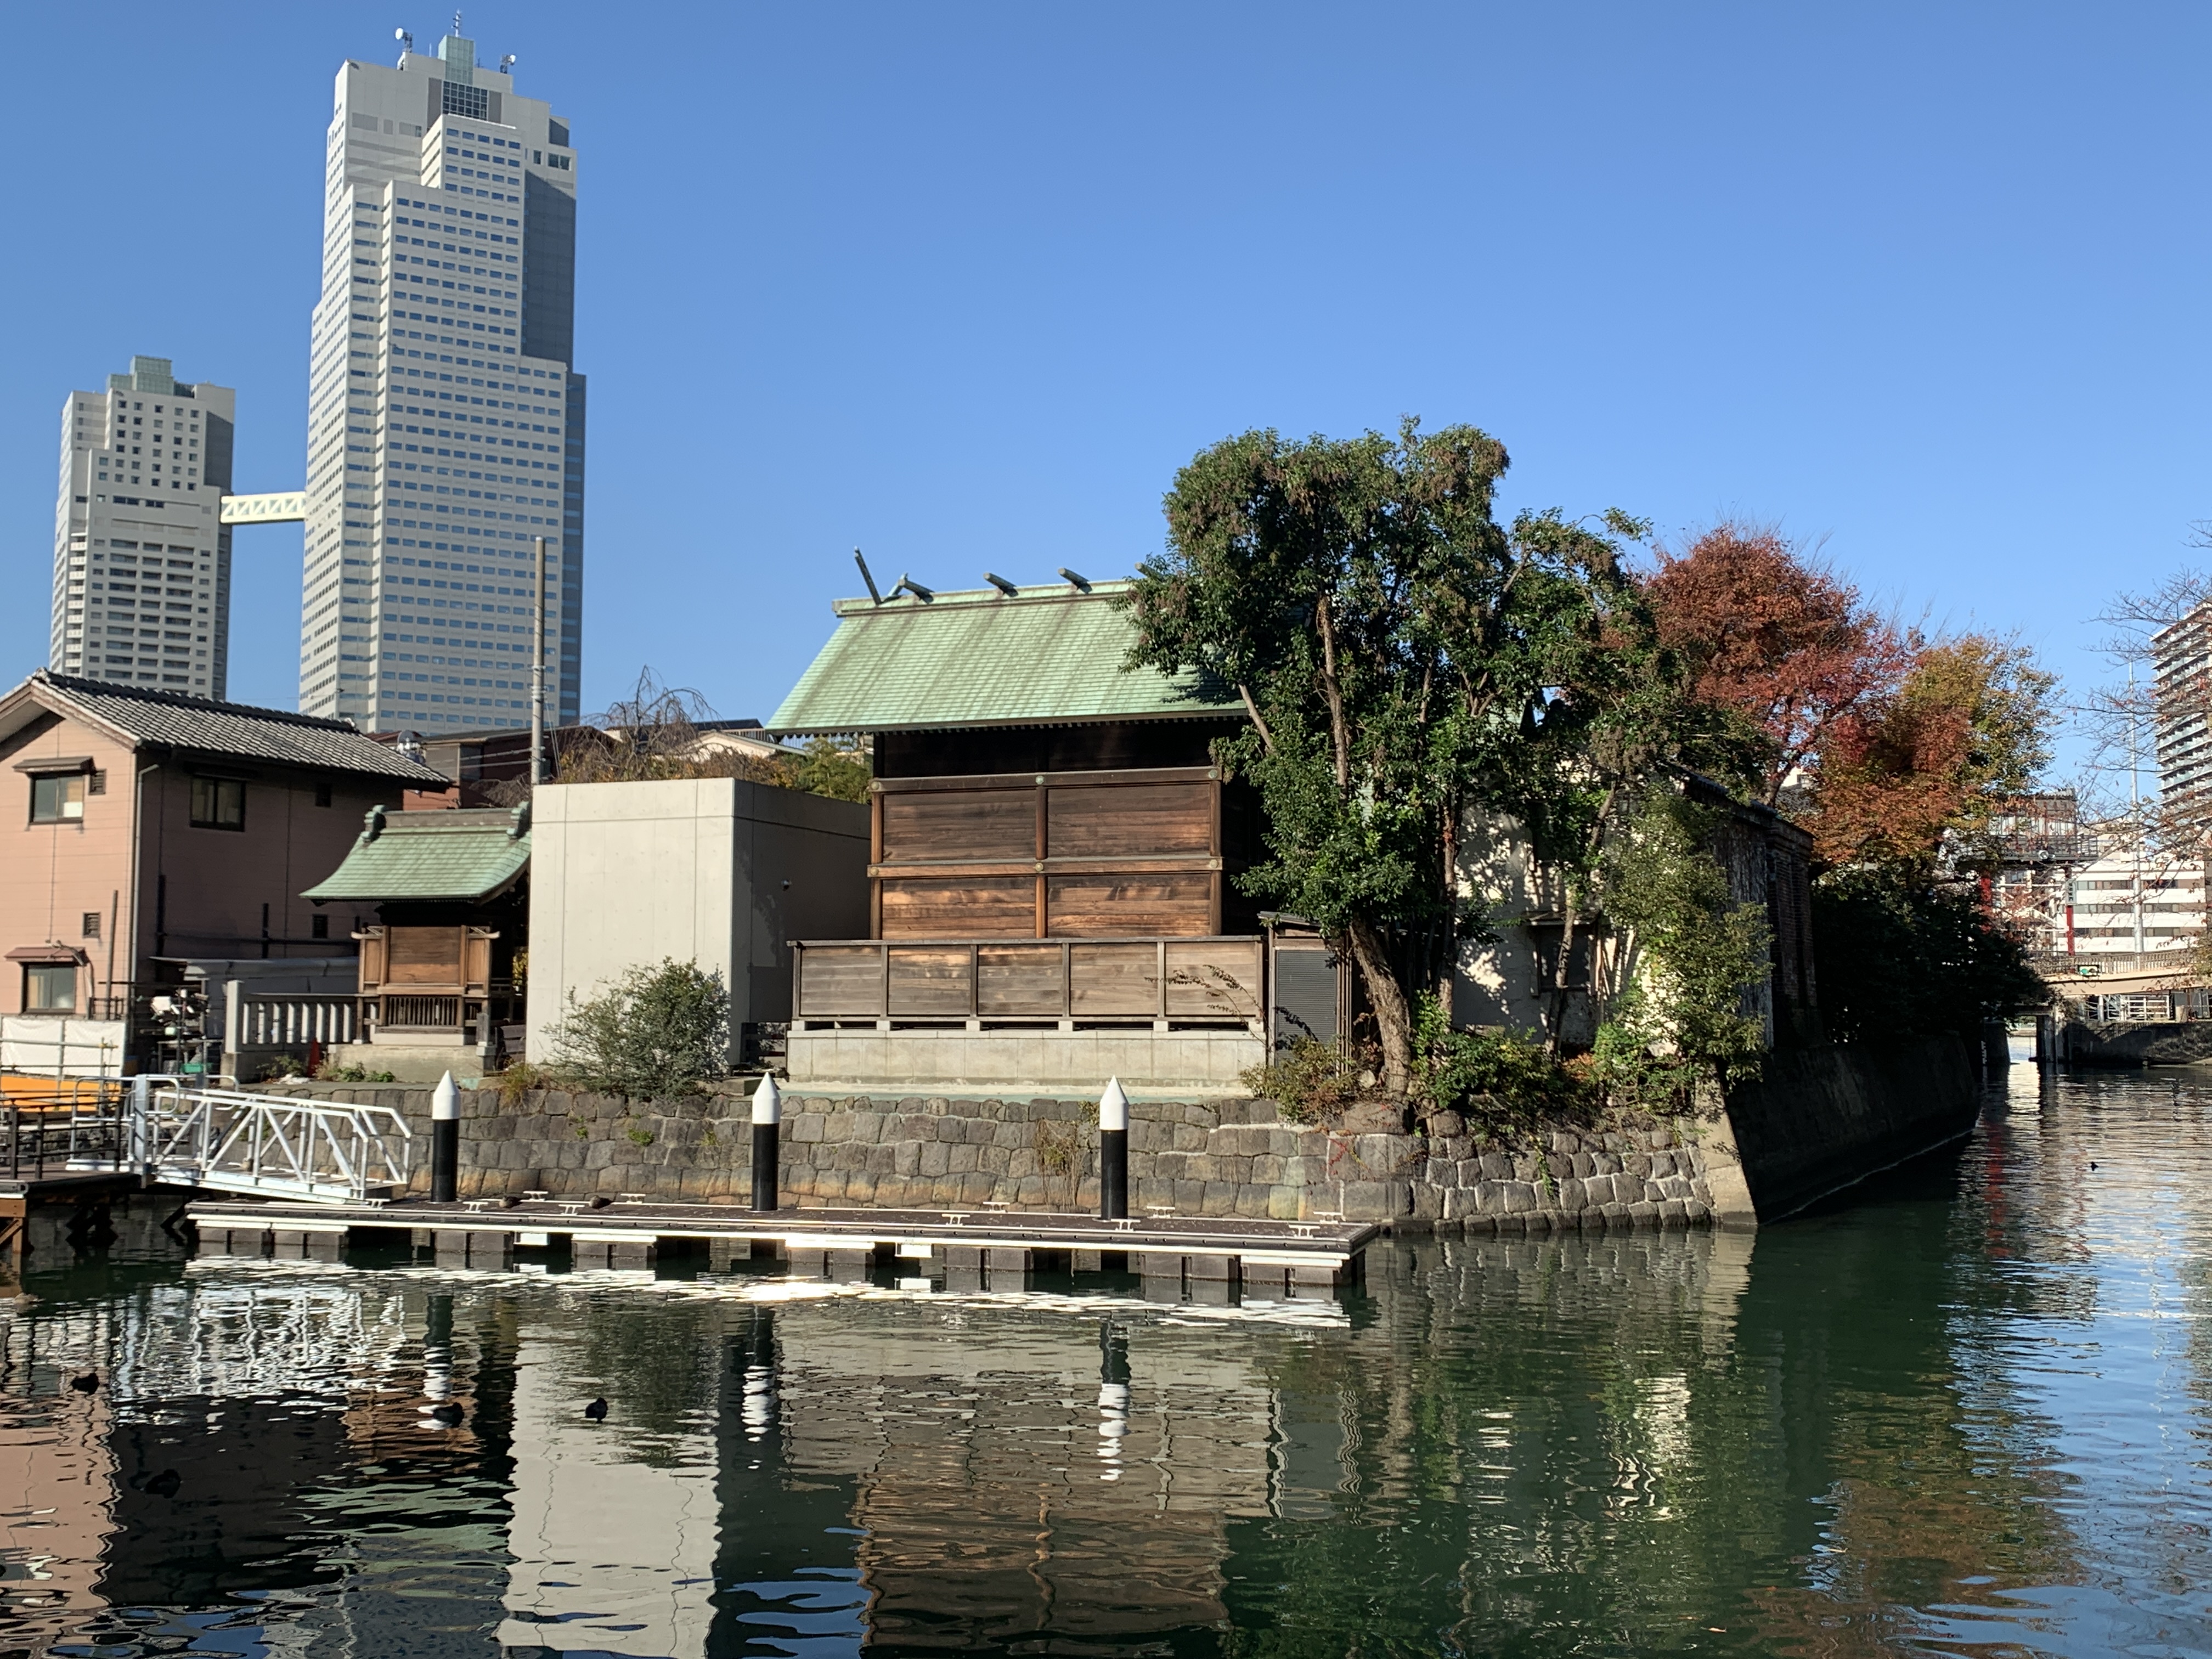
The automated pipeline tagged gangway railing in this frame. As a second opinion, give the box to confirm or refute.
[59,1079,413,1204]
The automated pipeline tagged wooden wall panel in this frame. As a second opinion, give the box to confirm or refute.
[799,946,885,1017]
[977,944,1065,1017]
[880,877,1037,939]
[887,946,973,1017]
[1047,783,1212,858]
[1069,943,1159,1017]
[1164,939,1263,1019]
[386,926,464,984]
[1046,873,1212,938]
[881,792,1035,863]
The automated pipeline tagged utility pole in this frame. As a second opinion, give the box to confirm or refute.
[531,535,548,787]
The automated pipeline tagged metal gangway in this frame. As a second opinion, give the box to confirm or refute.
[38,1078,413,1205]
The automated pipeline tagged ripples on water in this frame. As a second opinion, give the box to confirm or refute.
[4,1063,2212,1657]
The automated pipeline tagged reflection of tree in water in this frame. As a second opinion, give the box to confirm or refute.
[1216,1206,2084,1657]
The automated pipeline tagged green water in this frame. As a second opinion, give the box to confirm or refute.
[4,1064,2211,1657]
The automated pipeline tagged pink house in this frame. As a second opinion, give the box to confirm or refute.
[0,672,447,1066]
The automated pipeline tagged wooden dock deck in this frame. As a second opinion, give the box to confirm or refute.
[183,1196,1375,1295]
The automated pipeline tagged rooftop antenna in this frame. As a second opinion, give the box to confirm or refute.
[452,10,464,35]
[396,26,413,61]
[984,572,1018,597]
[853,548,883,605]
[499,53,516,74]
[1058,567,1091,592]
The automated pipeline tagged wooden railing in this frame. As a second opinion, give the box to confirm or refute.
[793,936,1264,1026]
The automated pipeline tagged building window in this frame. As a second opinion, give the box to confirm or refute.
[24,963,76,1013]
[82,912,101,939]
[30,774,86,823]
[311,915,330,940]
[314,780,334,808]
[190,775,246,831]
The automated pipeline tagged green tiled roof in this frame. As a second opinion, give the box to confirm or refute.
[768,581,1242,735]
[303,805,531,902]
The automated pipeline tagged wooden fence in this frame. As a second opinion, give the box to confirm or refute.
[793,936,1265,1025]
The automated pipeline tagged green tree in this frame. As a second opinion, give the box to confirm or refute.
[1125,420,1728,1093]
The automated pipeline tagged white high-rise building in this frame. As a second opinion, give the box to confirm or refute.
[302,27,584,733]
[50,357,235,697]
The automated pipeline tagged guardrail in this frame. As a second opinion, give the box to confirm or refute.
[792,936,1265,1026]
[54,1080,413,1204]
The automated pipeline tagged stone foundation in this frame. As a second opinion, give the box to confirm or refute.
[257,1079,1741,1229]
[256,1032,1979,1231]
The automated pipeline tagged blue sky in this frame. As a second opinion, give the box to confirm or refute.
[2,2,2205,777]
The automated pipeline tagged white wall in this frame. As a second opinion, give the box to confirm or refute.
[526,778,868,1064]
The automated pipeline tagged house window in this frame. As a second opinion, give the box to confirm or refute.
[30,774,86,823]
[311,915,330,940]
[24,963,76,1012]
[314,780,334,808]
[190,775,246,831]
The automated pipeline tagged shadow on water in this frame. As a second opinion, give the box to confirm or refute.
[2,1059,2210,1656]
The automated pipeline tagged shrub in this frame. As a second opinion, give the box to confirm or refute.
[1410,994,1592,1126]
[1243,1036,1370,1125]
[550,958,731,1100]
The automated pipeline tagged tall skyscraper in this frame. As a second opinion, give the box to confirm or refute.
[302,28,584,733]
[50,357,235,696]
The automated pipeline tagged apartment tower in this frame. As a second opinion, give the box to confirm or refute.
[302,28,584,732]
[50,357,236,697]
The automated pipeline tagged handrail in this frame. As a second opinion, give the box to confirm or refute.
[43,1079,414,1204]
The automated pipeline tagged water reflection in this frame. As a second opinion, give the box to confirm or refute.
[1,1063,2210,1655]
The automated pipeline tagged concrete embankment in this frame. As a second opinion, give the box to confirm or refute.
[261,1033,1980,1228]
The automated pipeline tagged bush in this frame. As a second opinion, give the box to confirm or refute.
[1410,994,1592,1126]
[550,958,731,1099]
[1242,1037,1370,1124]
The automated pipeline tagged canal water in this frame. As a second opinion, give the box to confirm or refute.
[4,1063,2211,1657]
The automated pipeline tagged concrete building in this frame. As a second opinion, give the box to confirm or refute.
[50,357,235,698]
[301,26,583,735]
[2154,600,2212,830]
[0,671,445,1075]
[525,779,870,1069]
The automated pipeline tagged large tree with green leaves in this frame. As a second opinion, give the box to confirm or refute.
[1124,420,1730,1094]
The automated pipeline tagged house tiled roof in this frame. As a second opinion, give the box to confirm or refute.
[303,805,532,902]
[767,582,1242,735]
[15,672,447,783]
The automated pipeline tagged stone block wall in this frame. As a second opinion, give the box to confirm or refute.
[259,1080,1737,1231]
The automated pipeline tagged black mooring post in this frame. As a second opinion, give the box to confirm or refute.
[1099,1077,1128,1220]
[751,1075,782,1212]
[431,1070,459,1203]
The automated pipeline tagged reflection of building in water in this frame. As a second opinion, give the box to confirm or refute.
[0,1367,115,1641]
[3,1272,520,1657]
[498,1330,724,1657]
[765,1308,1295,1648]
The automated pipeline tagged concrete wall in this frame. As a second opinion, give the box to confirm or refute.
[526,778,868,1063]
[1721,1033,1979,1220]
[785,1025,1265,1096]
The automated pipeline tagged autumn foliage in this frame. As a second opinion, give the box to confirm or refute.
[1645,526,2054,873]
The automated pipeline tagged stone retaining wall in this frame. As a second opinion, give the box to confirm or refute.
[263,1080,1739,1230]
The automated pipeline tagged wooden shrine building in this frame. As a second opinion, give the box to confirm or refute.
[769,576,1278,1094]
[302,803,531,1058]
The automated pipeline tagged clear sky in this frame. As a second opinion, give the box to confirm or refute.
[2,2,2204,777]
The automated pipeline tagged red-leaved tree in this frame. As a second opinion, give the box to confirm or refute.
[1644,523,1910,806]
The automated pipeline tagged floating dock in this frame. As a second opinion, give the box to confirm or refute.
[183,1196,1374,1296]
